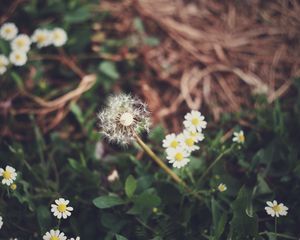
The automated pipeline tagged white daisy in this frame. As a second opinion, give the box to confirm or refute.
[179,130,201,152]
[107,169,119,182]
[232,130,245,144]
[0,216,3,229]
[43,229,67,240]
[70,237,80,240]
[185,130,204,143]
[11,34,31,52]
[51,198,73,219]
[0,165,17,186]
[162,133,181,149]
[217,183,227,192]
[166,147,190,168]
[9,51,27,66]
[31,29,52,48]
[51,28,67,47]
[183,110,207,132]
[0,55,9,75]
[0,22,18,40]
[265,200,288,217]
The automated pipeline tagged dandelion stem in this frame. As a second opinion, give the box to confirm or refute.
[134,134,186,187]
[198,146,233,184]
[134,135,203,201]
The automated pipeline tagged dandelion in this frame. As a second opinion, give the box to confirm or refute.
[9,51,27,66]
[166,147,190,168]
[217,183,227,192]
[0,55,9,75]
[11,34,31,52]
[265,200,288,217]
[107,169,119,182]
[97,94,150,145]
[183,110,207,132]
[43,229,67,240]
[0,216,3,229]
[232,130,245,144]
[0,22,18,40]
[51,198,73,219]
[51,28,67,47]
[162,133,181,149]
[31,29,52,48]
[179,130,201,152]
[0,166,17,186]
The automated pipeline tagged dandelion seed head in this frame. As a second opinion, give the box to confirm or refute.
[98,94,151,145]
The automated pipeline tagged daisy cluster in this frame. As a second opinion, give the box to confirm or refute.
[162,110,206,168]
[42,198,79,240]
[0,22,67,74]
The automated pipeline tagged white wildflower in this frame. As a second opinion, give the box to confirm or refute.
[217,183,227,192]
[162,133,181,149]
[265,200,288,217]
[183,110,207,132]
[9,51,27,66]
[11,34,31,52]
[232,130,245,144]
[0,22,18,40]
[31,29,52,48]
[0,55,9,75]
[51,28,67,47]
[43,229,67,240]
[51,198,73,219]
[0,166,17,186]
[166,147,190,168]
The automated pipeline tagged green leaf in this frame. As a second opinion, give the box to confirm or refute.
[116,234,128,240]
[64,6,91,23]
[93,195,125,209]
[36,205,51,234]
[11,71,24,90]
[125,175,137,198]
[99,61,120,80]
[70,102,84,125]
[134,190,161,208]
[229,186,259,239]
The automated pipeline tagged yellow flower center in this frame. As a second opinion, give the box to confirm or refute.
[272,204,281,213]
[50,236,59,240]
[238,134,245,143]
[191,118,199,126]
[218,184,226,192]
[57,204,67,212]
[37,34,46,43]
[3,170,12,180]
[185,138,194,147]
[16,39,25,48]
[15,54,21,60]
[5,28,11,34]
[175,153,184,161]
[170,140,179,148]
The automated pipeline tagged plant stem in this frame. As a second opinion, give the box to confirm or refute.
[134,135,187,187]
[198,146,233,184]
[259,231,297,240]
[275,216,278,240]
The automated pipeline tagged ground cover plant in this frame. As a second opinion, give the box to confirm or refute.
[1,0,300,239]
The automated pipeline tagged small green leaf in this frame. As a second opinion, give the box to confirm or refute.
[70,102,84,125]
[125,175,137,198]
[11,71,24,90]
[99,61,120,80]
[116,234,128,240]
[93,195,125,209]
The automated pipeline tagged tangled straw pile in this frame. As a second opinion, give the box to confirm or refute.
[100,0,300,129]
